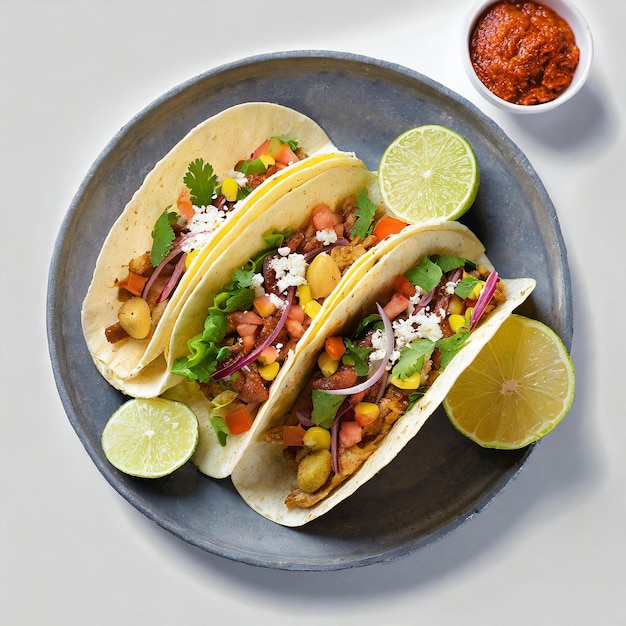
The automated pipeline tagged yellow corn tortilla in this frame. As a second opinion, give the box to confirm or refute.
[81,102,355,395]
[229,221,536,526]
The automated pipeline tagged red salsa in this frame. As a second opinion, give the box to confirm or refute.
[470,1,580,105]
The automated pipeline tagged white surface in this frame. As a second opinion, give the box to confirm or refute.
[1,1,624,624]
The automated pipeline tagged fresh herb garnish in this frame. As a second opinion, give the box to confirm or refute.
[350,188,378,240]
[183,158,217,207]
[150,209,178,267]
[404,257,443,293]
[454,275,482,299]
[436,332,470,370]
[391,338,434,381]
[341,338,373,376]
[311,390,345,429]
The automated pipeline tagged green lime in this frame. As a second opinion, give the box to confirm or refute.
[101,397,199,478]
[443,314,575,449]
[378,125,479,224]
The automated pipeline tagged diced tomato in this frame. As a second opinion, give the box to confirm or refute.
[253,295,277,318]
[236,323,260,338]
[311,204,336,231]
[118,271,148,297]
[287,303,305,323]
[333,223,345,237]
[373,215,409,240]
[241,334,256,352]
[258,345,279,365]
[251,139,271,160]
[176,188,195,221]
[339,421,363,447]
[271,142,299,166]
[232,310,264,325]
[383,292,410,320]
[285,318,305,339]
[324,336,346,361]
[224,406,254,435]
[394,275,417,298]
[282,424,306,447]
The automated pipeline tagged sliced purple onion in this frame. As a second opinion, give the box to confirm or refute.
[302,237,349,262]
[156,251,188,303]
[212,286,295,381]
[330,398,354,474]
[141,242,184,300]
[325,303,394,396]
[470,270,499,330]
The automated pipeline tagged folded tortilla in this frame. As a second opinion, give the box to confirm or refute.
[81,102,355,396]
[162,164,437,478]
[229,221,536,526]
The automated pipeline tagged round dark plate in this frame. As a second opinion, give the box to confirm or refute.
[47,51,572,571]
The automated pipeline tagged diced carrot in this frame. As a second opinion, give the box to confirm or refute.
[177,188,195,221]
[311,204,336,231]
[253,295,277,318]
[383,292,410,320]
[324,336,346,361]
[225,406,254,435]
[282,424,306,447]
[118,271,148,297]
[373,215,409,240]
[339,421,363,447]
[394,275,417,298]
[251,139,271,160]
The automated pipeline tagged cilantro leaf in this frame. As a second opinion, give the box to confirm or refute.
[263,229,291,249]
[311,391,345,429]
[150,209,177,267]
[353,314,383,340]
[342,339,373,376]
[404,257,443,293]
[350,189,378,240]
[454,275,482,299]
[391,338,434,380]
[435,332,470,370]
[434,254,467,273]
[183,158,216,207]
[273,136,299,151]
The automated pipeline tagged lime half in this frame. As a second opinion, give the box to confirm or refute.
[443,315,575,449]
[101,397,199,478]
[378,125,479,224]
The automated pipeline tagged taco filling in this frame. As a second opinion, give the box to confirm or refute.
[265,254,506,509]
[104,136,308,345]
[170,189,407,444]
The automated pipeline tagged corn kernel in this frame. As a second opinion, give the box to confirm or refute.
[304,299,323,318]
[221,177,239,202]
[185,248,201,269]
[297,284,312,307]
[303,426,331,451]
[258,361,280,381]
[259,153,276,168]
[390,371,422,390]
[354,402,380,426]
[449,313,468,334]
[318,351,339,377]
[448,294,465,316]
[471,280,485,301]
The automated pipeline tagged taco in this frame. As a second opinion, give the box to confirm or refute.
[81,102,354,396]
[229,221,536,526]
[162,164,416,478]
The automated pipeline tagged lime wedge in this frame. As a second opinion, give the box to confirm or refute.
[101,398,199,478]
[378,125,479,224]
[443,314,575,449]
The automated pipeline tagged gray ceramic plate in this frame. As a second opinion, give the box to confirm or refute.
[47,51,572,571]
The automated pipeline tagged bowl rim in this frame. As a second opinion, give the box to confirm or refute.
[462,0,594,114]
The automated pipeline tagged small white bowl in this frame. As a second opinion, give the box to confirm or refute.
[463,0,593,113]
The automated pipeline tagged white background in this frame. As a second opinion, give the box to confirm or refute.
[2,0,625,624]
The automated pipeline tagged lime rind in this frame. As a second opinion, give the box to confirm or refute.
[443,315,575,450]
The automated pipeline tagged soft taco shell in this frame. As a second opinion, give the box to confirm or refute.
[81,102,360,394]
[230,221,536,526]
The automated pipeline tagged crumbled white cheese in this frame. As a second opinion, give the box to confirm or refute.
[268,253,308,293]
[181,204,228,253]
[368,329,387,363]
[445,280,458,295]
[225,169,248,186]
[277,246,291,257]
[316,227,338,245]
[392,308,444,347]
[269,293,285,309]
[251,273,265,298]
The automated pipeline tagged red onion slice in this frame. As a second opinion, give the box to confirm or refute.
[325,303,394,396]
[302,238,349,262]
[156,252,188,303]
[141,242,183,300]
[212,286,295,381]
[470,270,499,330]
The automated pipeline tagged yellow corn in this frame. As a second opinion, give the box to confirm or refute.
[470,280,485,301]
[318,351,339,377]
[390,371,422,390]
[303,426,331,451]
[259,153,276,168]
[449,313,468,334]
[304,299,323,319]
[185,248,201,269]
[297,284,312,307]
[354,402,380,423]
[448,294,465,316]
[258,361,280,381]
[221,177,239,202]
